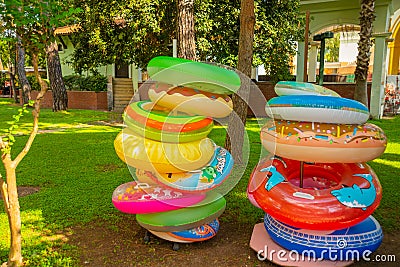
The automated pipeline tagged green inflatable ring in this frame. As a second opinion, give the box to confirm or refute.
[147,56,241,95]
[123,101,214,143]
[129,101,207,124]
[124,117,214,143]
[136,193,226,232]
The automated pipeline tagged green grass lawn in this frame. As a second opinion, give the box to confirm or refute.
[0,98,399,266]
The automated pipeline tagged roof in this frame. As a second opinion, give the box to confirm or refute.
[54,19,125,36]
[54,25,80,35]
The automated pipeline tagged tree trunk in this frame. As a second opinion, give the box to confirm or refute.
[176,0,196,60]
[8,67,18,104]
[224,0,255,164]
[0,159,22,267]
[354,0,375,107]
[1,52,47,267]
[46,41,68,111]
[16,37,31,105]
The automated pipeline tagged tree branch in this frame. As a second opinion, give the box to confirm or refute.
[12,53,47,168]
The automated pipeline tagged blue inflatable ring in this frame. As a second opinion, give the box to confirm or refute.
[264,213,383,260]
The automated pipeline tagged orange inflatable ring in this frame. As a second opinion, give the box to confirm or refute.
[114,129,215,173]
[124,101,213,143]
[261,119,387,163]
[148,83,233,118]
[248,155,382,230]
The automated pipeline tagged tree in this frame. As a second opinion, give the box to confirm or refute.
[69,0,303,77]
[176,0,196,60]
[195,0,304,81]
[70,0,175,72]
[354,0,375,107]
[0,1,79,265]
[224,0,255,164]
[47,41,68,110]
[2,0,78,111]
[16,36,31,105]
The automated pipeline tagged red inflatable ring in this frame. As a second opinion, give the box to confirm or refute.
[248,155,382,230]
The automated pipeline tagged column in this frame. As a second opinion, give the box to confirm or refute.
[296,41,305,81]
[388,41,400,75]
[370,34,390,119]
[308,42,318,83]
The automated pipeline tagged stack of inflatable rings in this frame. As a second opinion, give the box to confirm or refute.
[248,81,386,261]
[112,56,240,244]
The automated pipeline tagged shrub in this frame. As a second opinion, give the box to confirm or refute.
[63,74,107,92]
[26,75,49,91]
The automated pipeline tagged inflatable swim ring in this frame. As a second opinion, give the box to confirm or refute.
[148,218,220,243]
[140,146,234,192]
[124,101,213,143]
[148,83,233,118]
[112,181,205,214]
[248,155,382,230]
[274,81,341,97]
[114,129,215,173]
[136,193,226,232]
[266,95,369,124]
[147,56,241,95]
[260,120,387,163]
[264,214,383,260]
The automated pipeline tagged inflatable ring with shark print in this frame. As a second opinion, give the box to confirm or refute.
[248,155,382,230]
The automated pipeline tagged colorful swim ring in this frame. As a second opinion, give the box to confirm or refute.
[148,218,220,243]
[147,56,241,95]
[264,214,383,260]
[274,81,341,97]
[148,83,233,118]
[139,146,234,192]
[112,181,205,214]
[266,95,369,124]
[124,101,213,143]
[136,193,226,232]
[248,155,382,230]
[114,129,215,173]
[260,120,387,163]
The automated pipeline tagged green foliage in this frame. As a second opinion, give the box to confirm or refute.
[196,0,304,81]
[1,0,82,52]
[0,101,34,155]
[325,33,340,62]
[70,0,174,72]
[63,74,107,92]
[69,0,304,81]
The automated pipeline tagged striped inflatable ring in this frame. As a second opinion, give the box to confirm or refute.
[266,95,369,124]
[124,101,213,143]
[274,81,341,97]
[264,213,383,260]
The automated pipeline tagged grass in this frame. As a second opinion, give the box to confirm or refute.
[0,98,399,265]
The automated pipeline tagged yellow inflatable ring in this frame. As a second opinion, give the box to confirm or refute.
[114,129,215,173]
